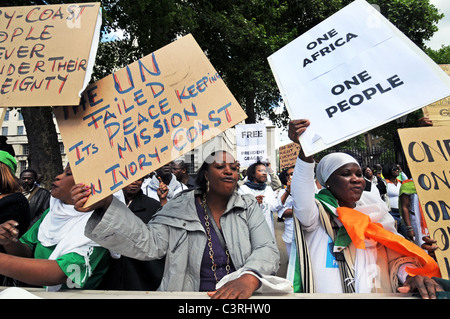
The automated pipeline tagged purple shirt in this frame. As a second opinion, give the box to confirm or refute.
[195,196,235,291]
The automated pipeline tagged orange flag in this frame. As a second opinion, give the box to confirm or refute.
[337,206,441,278]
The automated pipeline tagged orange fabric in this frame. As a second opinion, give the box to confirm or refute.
[337,206,441,278]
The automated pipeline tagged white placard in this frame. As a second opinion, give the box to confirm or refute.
[268,0,450,156]
[235,123,267,168]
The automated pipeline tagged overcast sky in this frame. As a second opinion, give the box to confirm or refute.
[426,0,450,49]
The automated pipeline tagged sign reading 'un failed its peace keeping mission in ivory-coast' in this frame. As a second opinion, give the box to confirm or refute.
[54,34,247,207]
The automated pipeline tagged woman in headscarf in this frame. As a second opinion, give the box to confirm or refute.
[71,151,282,299]
[287,119,442,298]
[0,164,110,291]
[238,160,279,238]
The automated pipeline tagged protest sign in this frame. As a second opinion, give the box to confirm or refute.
[0,108,5,125]
[399,126,450,279]
[0,3,101,107]
[423,65,450,126]
[235,123,267,168]
[279,142,301,170]
[268,0,450,156]
[54,34,247,207]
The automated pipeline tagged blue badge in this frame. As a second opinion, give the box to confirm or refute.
[326,237,339,268]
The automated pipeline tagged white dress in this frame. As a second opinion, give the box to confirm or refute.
[238,184,279,238]
[290,158,414,293]
[275,189,294,255]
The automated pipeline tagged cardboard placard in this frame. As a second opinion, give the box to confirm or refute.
[0,3,101,107]
[279,142,301,170]
[399,126,450,279]
[268,0,450,156]
[54,34,247,207]
[422,65,450,126]
[235,123,267,168]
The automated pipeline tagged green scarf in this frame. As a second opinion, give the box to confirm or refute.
[315,189,352,248]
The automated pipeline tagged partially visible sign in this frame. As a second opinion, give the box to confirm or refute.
[399,126,450,279]
[54,34,247,207]
[423,65,450,126]
[268,0,450,156]
[235,123,267,168]
[0,3,101,106]
[279,142,301,170]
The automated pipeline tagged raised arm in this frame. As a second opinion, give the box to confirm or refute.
[288,120,321,229]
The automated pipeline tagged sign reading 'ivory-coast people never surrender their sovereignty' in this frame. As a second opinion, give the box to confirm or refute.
[268,0,450,156]
[54,34,247,207]
[399,126,450,279]
[0,3,101,107]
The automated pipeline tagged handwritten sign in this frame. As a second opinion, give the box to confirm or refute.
[423,65,450,126]
[0,3,101,107]
[268,0,450,156]
[235,123,267,168]
[279,142,301,170]
[399,126,450,279]
[54,34,247,206]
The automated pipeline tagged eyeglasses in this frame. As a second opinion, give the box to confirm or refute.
[172,167,182,171]
[392,168,399,171]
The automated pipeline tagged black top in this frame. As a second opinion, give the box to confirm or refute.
[28,187,51,227]
[0,192,30,286]
[0,192,30,237]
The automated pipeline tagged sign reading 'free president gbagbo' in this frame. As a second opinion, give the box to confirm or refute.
[268,0,450,156]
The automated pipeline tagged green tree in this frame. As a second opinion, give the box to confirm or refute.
[426,45,450,64]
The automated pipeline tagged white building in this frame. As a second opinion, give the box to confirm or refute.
[0,108,68,177]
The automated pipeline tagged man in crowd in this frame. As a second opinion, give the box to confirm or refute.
[172,160,197,191]
[20,169,50,227]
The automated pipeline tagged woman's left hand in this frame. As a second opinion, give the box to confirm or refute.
[207,273,260,299]
[398,275,443,299]
[70,183,113,213]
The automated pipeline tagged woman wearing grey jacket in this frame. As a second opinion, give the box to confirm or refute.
[72,151,280,299]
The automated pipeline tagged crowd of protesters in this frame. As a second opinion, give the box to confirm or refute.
[0,117,446,299]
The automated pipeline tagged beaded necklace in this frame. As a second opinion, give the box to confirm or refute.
[200,193,231,283]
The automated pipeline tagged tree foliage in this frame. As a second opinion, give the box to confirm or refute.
[425,45,450,64]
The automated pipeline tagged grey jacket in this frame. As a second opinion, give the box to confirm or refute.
[85,190,280,291]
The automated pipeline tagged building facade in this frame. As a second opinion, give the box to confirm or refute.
[1,108,68,177]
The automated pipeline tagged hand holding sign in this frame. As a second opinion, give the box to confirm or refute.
[55,34,247,207]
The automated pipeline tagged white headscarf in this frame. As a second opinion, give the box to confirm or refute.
[38,196,100,291]
[316,153,403,293]
[316,152,359,187]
